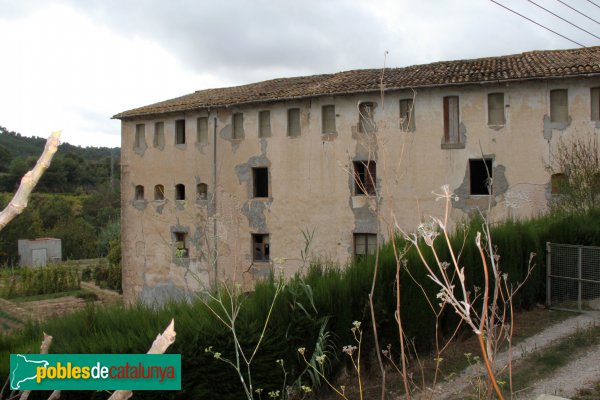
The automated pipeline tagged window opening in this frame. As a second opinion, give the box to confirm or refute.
[175,184,186,200]
[469,159,493,195]
[154,122,165,148]
[252,234,270,261]
[591,88,600,121]
[253,168,269,198]
[134,124,146,148]
[353,161,376,195]
[399,99,415,131]
[197,117,208,144]
[358,102,376,133]
[135,185,144,200]
[354,233,377,256]
[288,108,301,137]
[488,93,505,125]
[550,89,568,123]
[232,113,244,139]
[154,184,164,201]
[443,96,460,144]
[259,110,271,138]
[175,119,186,144]
[197,183,208,200]
[322,105,336,133]
[174,232,188,258]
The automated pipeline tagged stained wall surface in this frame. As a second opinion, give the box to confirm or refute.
[120,77,600,303]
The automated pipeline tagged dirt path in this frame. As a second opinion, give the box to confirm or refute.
[526,342,600,399]
[422,311,600,400]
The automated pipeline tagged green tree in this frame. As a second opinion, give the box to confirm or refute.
[0,144,12,172]
[51,217,98,260]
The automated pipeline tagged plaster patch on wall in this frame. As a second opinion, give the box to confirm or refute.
[234,154,271,197]
[543,115,571,140]
[453,160,509,215]
[154,201,165,214]
[140,282,186,306]
[251,263,272,279]
[241,201,269,232]
[132,200,148,211]
[595,120,600,129]
[133,142,147,157]
[219,121,243,152]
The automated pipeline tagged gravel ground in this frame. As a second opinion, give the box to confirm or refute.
[419,311,600,400]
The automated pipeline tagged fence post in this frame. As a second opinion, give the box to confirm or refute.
[578,246,582,311]
[546,242,551,308]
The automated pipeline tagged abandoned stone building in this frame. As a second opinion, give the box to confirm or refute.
[114,46,600,304]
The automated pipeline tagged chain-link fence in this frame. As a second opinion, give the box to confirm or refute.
[547,242,600,311]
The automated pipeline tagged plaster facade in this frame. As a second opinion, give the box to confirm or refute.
[116,48,600,304]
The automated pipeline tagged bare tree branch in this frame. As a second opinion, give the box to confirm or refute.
[19,333,54,400]
[108,319,176,400]
[0,130,61,232]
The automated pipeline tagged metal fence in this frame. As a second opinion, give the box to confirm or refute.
[547,242,600,311]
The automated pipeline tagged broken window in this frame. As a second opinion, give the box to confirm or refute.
[197,183,208,200]
[154,122,165,148]
[550,89,568,123]
[469,159,493,195]
[488,93,505,125]
[322,105,336,133]
[252,234,270,262]
[154,184,165,201]
[134,185,144,200]
[253,167,269,198]
[358,102,376,133]
[354,233,377,257]
[443,96,460,144]
[174,232,188,258]
[591,88,600,121]
[288,108,301,137]
[353,161,376,196]
[232,112,244,139]
[175,119,186,144]
[399,99,415,131]
[197,117,208,144]
[134,124,146,149]
[258,110,271,138]
[175,184,186,200]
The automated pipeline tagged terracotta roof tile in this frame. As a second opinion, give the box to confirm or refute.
[114,46,600,119]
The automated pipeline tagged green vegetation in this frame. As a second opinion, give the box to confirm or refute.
[2,209,600,399]
[0,126,121,265]
[0,263,80,298]
[81,262,122,293]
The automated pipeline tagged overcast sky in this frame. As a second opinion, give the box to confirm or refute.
[0,0,598,148]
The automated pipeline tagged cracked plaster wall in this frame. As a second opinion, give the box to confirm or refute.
[120,77,600,303]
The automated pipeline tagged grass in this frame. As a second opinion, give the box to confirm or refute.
[505,321,600,396]
[574,380,600,400]
[9,289,93,303]
[0,309,22,324]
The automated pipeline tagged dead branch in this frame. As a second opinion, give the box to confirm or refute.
[0,130,61,232]
[108,319,176,400]
[19,333,54,400]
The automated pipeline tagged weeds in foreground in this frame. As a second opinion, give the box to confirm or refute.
[203,274,286,400]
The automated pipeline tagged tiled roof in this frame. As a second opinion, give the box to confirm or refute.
[114,46,600,119]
